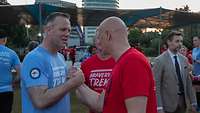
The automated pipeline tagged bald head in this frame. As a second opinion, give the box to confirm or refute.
[100,16,127,30]
[96,17,130,60]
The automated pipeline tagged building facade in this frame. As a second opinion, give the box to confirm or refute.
[83,0,119,45]
[35,0,76,8]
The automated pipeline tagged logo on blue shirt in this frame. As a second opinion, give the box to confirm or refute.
[30,68,40,79]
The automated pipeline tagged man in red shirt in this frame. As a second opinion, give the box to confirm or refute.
[79,30,115,113]
[81,49,115,113]
[81,51,115,94]
[59,46,69,60]
[69,46,76,65]
[75,17,157,113]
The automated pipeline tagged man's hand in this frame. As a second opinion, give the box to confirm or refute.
[12,75,20,90]
[68,67,85,88]
[12,80,18,90]
[158,110,165,113]
[190,105,197,113]
[67,66,78,79]
[189,71,195,80]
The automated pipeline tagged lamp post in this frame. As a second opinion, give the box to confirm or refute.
[158,6,162,55]
[37,32,42,42]
[25,24,31,41]
[158,30,162,55]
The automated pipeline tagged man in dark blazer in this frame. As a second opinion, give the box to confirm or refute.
[152,31,197,113]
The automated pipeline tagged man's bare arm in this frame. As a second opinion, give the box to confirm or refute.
[125,96,147,113]
[14,65,20,79]
[76,84,105,113]
[28,69,85,109]
[12,64,21,87]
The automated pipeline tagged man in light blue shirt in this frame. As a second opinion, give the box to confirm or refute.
[192,36,200,76]
[192,36,200,111]
[21,12,85,113]
[0,29,20,113]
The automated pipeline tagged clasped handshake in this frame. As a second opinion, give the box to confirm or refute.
[67,66,85,88]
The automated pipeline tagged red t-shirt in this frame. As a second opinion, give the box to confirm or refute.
[187,51,192,64]
[69,48,76,58]
[81,54,115,113]
[103,48,157,113]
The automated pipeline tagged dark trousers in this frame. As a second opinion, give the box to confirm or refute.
[165,95,186,113]
[196,92,200,108]
[0,92,13,113]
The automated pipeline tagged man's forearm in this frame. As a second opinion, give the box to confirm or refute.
[29,78,80,109]
[29,68,85,109]
[14,65,20,81]
[76,84,104,112]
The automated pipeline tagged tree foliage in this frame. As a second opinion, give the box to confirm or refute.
[0,25,29,49]
[128,28,143,47]
[175,5,191,12]
[128,28,173,56]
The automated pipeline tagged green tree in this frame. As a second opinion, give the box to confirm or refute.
[175,5,191,12]
[0,25,29,49]
[128,28,143,47]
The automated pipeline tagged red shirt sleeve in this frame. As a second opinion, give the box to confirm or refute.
[81,62,90,85]
[122,58,150,99]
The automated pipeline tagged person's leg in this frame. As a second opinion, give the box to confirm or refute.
[0,92,14,113]
[165,107,186,113]
[72,57,75,65]
[175,95,186,113]
[196,92,200,111]
[165,111,174,113]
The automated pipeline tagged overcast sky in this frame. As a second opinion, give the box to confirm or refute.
[7,0,200,12]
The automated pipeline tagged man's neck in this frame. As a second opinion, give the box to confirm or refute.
[97,53,111,61]
[0,40,6,45]
[41,40,58,54]
[112,44,130,61]
[168,48,178,55]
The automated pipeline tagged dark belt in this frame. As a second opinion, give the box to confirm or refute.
[177,92,184,95]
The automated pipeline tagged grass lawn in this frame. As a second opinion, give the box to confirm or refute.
[12,89,88,113]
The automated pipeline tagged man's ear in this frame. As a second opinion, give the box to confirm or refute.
[166,40,170,46]
[43,26,48,34]
[43,25,52,34]
[105,30,112,41]
[3,38,7,44]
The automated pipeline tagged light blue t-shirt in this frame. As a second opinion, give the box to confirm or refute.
[192,48,200,76]
[0,44,20,93]
[21,46,71,113]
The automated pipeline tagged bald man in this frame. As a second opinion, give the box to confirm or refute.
[75,17,157,113]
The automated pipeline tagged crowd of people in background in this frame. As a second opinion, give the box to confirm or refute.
[1,11,200,113]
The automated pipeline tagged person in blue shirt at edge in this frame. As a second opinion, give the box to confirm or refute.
[192,36,200,112]
[21,12,85,113]
[192,36,200,77]
[0,29,21,113]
